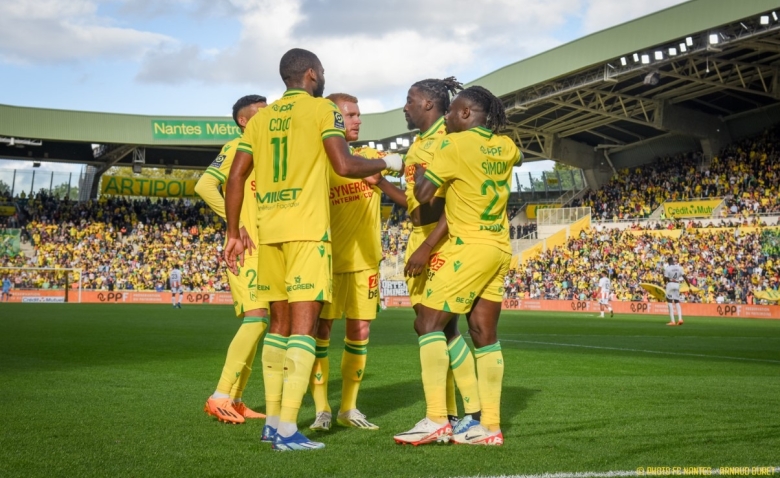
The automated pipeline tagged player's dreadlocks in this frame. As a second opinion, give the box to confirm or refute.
[458,85,508,133]
[412,76,463,115]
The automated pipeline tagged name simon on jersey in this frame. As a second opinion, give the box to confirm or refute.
[479,223,505,232]
[482,160,510,176]
[255,188,302,204]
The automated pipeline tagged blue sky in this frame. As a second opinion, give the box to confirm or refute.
[0,0,688,181]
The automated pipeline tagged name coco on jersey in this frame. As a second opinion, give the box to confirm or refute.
[330,181,373,205]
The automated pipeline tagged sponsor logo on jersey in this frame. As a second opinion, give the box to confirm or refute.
[210,154,226,167]
[333,112,345,129]
[428,252,446,272]
[255,188,302,204]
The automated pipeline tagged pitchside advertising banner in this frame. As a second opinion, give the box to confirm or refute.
[8,290,780,319]
[662,198,723,218]
[151,120,240,141]
[100,176,198,198]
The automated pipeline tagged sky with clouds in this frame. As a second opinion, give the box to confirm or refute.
[0,0,689,179]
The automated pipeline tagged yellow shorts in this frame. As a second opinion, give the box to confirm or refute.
[320,268,380,320]
[404,224,446,306]
[228,252,270,317]
[421,240,510,315]
[256,241,333,303]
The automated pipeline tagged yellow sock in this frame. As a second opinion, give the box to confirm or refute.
[279,335,317,424]
[418,332,449,424]
[448,335,481,414]
[475,342,504,432]
[309,338,331,413]
[340,338,368,414]
[446,368,458,419]
[262,333,288,418]
[216,317,268,397]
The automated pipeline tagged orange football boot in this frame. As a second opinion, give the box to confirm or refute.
[233,401,266,419]
[204,397,245,424]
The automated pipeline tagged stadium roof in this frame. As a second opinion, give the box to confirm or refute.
[2,0,780,170]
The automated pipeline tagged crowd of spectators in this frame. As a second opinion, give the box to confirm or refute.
[1,193,231,292]
[507,226,779,304]
[574,126,780,220]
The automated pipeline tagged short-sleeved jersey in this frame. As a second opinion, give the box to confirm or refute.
[238,89,346,244]
[664,264,685,282]
[424,126,522,254]
[403,116,448,214]
[203,137,258,243]
[598,276,611,292]
[169,269,182,283]
[329,146,383,273]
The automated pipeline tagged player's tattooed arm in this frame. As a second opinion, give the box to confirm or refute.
[323,136,395,178]
[405,212,448,277]
[224,151,254,274]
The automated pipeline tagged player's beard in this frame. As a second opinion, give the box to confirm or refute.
[313,75,325,98]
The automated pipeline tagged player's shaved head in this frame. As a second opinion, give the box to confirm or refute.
[280,48,322,86]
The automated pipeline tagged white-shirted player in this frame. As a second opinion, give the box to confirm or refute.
[170,264,183,309]
[663,256,690,326]
[598,270,613,318]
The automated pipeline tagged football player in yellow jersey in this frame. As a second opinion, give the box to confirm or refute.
[395,86,521,447]
[307,93,386,432]
[194,94,270,425]
[397,77,481,431]
[223,49,402,452]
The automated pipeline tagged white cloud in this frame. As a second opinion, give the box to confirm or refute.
[0,0,173,64]
[582,0,691,34]
[135,0,582,111]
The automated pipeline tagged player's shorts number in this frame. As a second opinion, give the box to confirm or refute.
[271,136,288,182]
[245,268,257,289]
[480,179,510,221]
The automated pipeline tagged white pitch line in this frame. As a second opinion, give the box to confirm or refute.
[455,468,780,478]
[456,472,637,478]
[502,339,780,364]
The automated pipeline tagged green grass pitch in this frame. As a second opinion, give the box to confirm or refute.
[1,304,779,477]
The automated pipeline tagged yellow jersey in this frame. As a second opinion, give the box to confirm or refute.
[238,89,346,244]
[200,137,259,244]
[424,126,522,253]
[403,116,447,214]
[328,146,383,273]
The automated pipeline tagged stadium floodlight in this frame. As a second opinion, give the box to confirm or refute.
[396,137,403,144]
[390,142,398,150]
[669,47,677,56]
[368,141,375,148]
[679,42,687,53]
[376,143,384,151]
[620,57,627,66]
[654,51,663,61]
[632,53,640,63]
[773,11,778,21]
[402,138,410,147]
[641,54,650,64]
[709,33,719,45]
[761,15,770,25]
[686,36,694,46]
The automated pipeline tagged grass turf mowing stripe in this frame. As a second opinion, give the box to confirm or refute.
[502,339,780,365]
